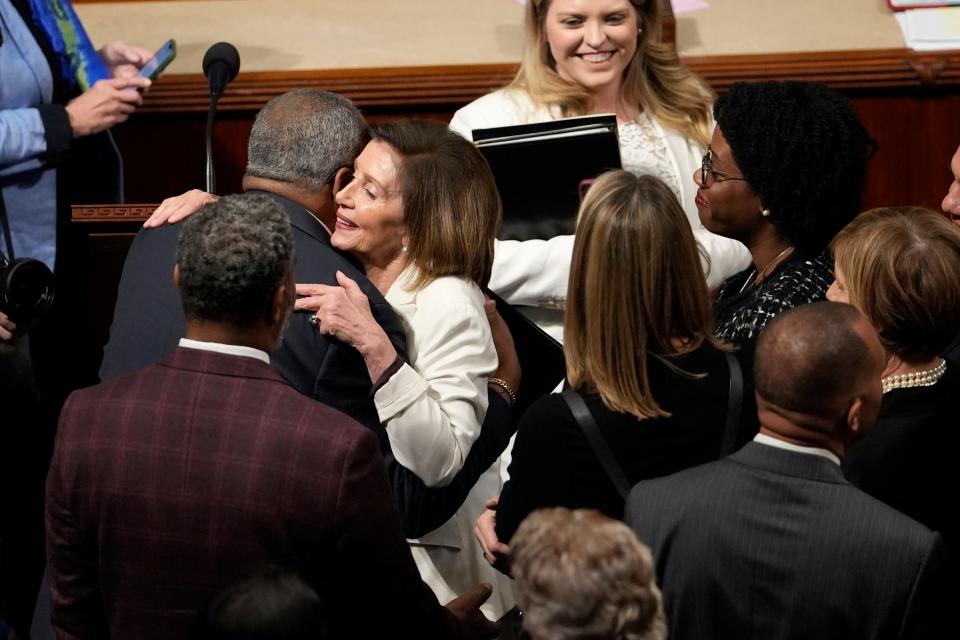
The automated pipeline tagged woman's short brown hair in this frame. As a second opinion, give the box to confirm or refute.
[511,508,667,640]
[831,206,960,362]
[565,171,719,419]
[371,120,501,289]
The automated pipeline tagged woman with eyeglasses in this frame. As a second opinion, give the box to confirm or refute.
[450,0,751,341]
[697,81,876,348]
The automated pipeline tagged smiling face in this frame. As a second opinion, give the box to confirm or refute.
[941,144,960,227]
[331,140,409,270]
[543,0,639,99]
[692,126,764,243]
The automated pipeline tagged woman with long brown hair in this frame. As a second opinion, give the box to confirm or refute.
[482,171,737,551]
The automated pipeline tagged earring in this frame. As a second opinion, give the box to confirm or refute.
[638,27,643,34]
[761,209,771,218]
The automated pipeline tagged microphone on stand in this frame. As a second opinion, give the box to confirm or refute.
[201,42,240,194]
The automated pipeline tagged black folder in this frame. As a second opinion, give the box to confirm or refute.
[486,289,566,416]
[474,114,621,241]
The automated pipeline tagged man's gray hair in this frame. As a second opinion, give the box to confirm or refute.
[177,193,294,327]
[246,89,367,191]
[511,508,667,640]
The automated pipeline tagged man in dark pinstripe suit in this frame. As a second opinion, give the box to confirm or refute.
[626,302,944,640]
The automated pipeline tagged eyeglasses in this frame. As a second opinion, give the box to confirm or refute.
[700,147,747,187]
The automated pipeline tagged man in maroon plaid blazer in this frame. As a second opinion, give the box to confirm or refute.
[45,194,495,639]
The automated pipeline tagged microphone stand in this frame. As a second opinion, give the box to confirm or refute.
[205,94,219,194]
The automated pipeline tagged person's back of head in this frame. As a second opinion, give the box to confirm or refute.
[565,170,717,420]
[753,301,885,448]
[245,89,367,192]
[830,206,960,363]
[193,566,327,640]
[511,508,666,640]
[176,192,294,331]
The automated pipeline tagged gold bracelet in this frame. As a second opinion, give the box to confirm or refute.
[489,377,517,407]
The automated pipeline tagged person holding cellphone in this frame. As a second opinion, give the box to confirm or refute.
[1,0,151,632]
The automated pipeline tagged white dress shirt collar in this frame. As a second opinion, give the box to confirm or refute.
[753,433,841,466]
[178,338,270,365]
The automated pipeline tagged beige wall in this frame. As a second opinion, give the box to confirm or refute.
[75,0,906,75]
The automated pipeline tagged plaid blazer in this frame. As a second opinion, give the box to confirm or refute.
[46,347,459,639]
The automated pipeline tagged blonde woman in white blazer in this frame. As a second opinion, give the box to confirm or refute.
[295,119,515,618]
[450,0,750,342]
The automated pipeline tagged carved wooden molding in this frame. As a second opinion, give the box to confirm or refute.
[133,48,960,115]
[72,204,155,223]
[687,48,960,91]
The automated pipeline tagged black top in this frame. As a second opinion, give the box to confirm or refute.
[844,363,960,556]
[944,333,960,367]
[495,344,732,543]
[713,249,833,346]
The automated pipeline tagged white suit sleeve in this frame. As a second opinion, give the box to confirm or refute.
[489,235,574,308]
[375,300,496,488]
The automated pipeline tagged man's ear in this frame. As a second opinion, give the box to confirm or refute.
[270,271,296,327]
[173,264,181,289]
[331,166,353,195]
[845,397,864,435]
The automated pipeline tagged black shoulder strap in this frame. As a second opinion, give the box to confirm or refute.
[561,388,632,500]
[1,191,16,260]
[720,351,743,456]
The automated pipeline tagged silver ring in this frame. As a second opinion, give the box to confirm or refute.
[308,313,320,328]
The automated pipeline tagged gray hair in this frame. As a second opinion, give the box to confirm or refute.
[176,193,294,327]
[511,508,667,640]
[246,89,367,191]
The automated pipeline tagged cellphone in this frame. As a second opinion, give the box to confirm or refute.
[138,39,177,81]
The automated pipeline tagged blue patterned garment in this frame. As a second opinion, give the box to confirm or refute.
[26,0,109,91]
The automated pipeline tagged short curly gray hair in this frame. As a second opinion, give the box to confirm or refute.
[176,193,293,327]
[246,89,367,191]
[511,508,667,640]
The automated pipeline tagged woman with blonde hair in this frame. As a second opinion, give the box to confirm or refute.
[479,171,739,554]
[451,0,750,341]
[511,508,667,640]
[826,206,960,570]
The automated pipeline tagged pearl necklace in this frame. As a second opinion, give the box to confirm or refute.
[881,358,947,394]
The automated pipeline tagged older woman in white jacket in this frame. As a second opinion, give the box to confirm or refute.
[451,0,750,342]
[295,119,514,618]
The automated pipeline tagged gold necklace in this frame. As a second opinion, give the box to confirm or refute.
[738,246,795,295]
[882,358,947,394]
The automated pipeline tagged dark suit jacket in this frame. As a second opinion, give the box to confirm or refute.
[47,347,461,639]
[844,364,960,605]
[99,191,514,536]
[625,442,945,640]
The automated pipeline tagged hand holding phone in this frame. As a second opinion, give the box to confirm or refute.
[138,39,177,81]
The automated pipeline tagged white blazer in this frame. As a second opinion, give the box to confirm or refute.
[374,267,515,618]
[451,89,752,341]
[375,267,495,488]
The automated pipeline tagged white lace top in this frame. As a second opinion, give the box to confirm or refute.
[618,112,683,202]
